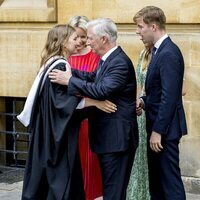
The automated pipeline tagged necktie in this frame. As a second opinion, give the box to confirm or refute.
[148,46,157,71]
[151,46,157,61]
[96,59,104,78]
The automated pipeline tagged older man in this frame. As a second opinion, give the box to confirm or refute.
[49,18,138,200]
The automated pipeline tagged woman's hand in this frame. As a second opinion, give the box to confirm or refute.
[85,98,117,113]
[136,98,144,116]
[95,100,117,113]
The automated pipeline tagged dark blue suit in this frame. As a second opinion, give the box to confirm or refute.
[68,46,138,200]
[144,37,187,200]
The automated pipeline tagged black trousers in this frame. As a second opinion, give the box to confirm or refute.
[98,148,136,200]
[148,139,186,200]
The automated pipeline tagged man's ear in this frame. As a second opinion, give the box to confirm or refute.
[101,36,108,44]
[151,23,158,31]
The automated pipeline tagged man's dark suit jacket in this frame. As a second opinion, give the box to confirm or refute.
[69,46,138,153]
[144,37,187,140]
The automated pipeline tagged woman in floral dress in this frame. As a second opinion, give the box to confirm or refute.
[126,44,152,200]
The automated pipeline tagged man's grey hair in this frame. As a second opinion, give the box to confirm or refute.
[86,18,118,43]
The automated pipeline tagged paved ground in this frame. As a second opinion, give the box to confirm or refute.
[0,167,200,199]
[0,181,199,200]
[0,182,22,200]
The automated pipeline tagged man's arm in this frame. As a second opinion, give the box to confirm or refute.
[72,69,96,81]
[152,51,183,135]
[49,67,96,85]
[67,59,130,100]
[149,50,183,152]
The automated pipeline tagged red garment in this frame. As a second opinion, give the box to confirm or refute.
[68,50,99,72]
[68,50,103,200]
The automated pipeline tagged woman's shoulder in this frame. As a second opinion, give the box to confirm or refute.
[45,56,66,65]
[46,56,67,71]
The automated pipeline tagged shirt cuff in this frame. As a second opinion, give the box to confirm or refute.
[76,98,85,109]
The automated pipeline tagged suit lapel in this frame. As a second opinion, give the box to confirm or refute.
[145,51,159,88]
[96,47,122,81]
[145,37,171,89]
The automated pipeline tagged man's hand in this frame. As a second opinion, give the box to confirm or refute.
[149,131,163,152]
[136,98,144,116]
[48,68,72,85]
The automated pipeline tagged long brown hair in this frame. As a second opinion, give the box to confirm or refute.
[40,24,75,67]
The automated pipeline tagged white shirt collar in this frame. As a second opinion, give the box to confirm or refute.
[154,34,168,51]
[101,46,118,62]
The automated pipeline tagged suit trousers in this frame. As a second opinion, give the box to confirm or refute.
[97,148,135,200]
[147,138,186,200]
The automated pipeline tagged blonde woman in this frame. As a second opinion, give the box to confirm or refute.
[68,16,103,200]
[127,43,151,200]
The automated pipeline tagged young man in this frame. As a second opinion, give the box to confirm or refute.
[49,18,138,200]
[134,6,187,200]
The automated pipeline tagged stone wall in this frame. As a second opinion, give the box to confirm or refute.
[0,0,199,193]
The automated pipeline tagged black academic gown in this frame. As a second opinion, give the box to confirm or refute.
[21,60,85,200]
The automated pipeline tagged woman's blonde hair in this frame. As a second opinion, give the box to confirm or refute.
[40,24,75,67]
[68,15,89,32]
[142,47,151,71]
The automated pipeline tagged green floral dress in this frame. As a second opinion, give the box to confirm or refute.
[126,49,150,200]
